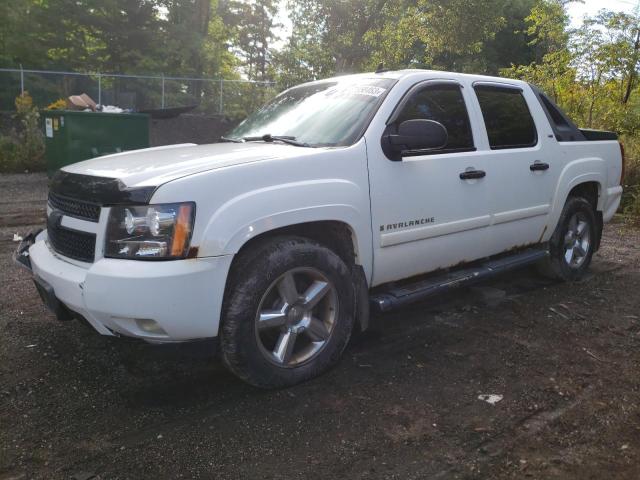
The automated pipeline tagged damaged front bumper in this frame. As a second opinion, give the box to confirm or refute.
[13,229,74,322]
[13,229,40,272]
[14,230,234,342]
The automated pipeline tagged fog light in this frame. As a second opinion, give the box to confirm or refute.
[135,318,167,335]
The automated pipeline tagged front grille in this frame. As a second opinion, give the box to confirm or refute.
[48,193,100,222]
[47,216,96,263]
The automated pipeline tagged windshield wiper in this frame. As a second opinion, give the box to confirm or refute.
[243,134,310,147]
[220,136,243,143]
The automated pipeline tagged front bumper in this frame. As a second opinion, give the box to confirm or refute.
[17,230,233,342]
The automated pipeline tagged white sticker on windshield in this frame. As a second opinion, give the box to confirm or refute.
[326,85,387,98]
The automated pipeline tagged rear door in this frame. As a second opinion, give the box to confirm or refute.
[469,82,561,251]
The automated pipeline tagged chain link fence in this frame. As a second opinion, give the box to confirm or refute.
[0,68,277,119]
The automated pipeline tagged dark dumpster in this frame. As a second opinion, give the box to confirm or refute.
[42,110,149,176]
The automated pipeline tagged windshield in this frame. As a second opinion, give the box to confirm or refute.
[228,77,396,147]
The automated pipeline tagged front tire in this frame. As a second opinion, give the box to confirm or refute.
[220,236,355,388]
[539,196,597,281]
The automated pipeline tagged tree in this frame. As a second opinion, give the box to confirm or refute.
[163,0,213,77]
[593,11,640,104]
[223,0,281,81]
[505,4,640,135]
[272,0,370,87]
[273,0,544,88]
[525,0,571,61]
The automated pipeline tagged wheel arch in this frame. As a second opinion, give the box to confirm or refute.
[567,181,603,250]
[544,159,605,244]
[538,194,599,281]
[233,220,361,267]
[545,176,604,247]
[223,220,371,332]
[568,181,601,210]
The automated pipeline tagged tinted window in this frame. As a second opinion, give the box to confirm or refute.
[474,86,537,149]
[540,94,568,127]
[534,89,586,142]
[395,84,474,152]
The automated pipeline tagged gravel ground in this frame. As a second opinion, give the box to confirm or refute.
[1,173,640,480]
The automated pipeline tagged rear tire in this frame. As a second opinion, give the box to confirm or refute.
[220,236,355,388]
[538,196,597,281]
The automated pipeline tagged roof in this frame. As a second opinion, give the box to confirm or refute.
[320,68,526,86]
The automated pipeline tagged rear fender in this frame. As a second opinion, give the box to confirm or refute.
[544,158,604,242]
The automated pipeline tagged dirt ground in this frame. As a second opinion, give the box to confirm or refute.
[1,173,639,480]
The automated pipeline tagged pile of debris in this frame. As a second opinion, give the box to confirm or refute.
[66,93,129,114]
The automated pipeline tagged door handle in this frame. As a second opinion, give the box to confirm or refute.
[530,162,550,171]
[459,169,486,180]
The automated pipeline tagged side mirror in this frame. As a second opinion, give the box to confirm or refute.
[382,119,448,160]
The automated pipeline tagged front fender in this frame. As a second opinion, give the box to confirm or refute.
[198,179,373,280]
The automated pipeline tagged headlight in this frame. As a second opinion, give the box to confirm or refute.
[105,202,195,259]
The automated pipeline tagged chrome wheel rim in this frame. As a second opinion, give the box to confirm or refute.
[255,267,338,367]
[563,212,591,268]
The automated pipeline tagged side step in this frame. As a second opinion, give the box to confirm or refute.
[370,248,548,312]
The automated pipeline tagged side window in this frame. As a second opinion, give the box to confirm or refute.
[537,91,584,142]
[540,94,569,127]
[474,86,537,149]
[395,84,474,153]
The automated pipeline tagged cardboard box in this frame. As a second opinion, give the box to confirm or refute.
[66,93,97,111]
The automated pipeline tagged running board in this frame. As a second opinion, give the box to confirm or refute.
[370,248,548,312]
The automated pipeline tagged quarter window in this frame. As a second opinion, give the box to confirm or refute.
[540,93,569,127]
[395,84,474,153]
[474,86,537,149]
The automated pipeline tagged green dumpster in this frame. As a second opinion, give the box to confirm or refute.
[42,110,150,176]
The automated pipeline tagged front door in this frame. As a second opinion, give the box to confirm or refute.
[366,80,494,286]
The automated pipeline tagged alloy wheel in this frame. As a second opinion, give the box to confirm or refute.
[254,267,338,367]
[563,212,591,268]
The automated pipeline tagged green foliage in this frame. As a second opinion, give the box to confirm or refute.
[271,0,338,89]
[0,1,237,78]
[46,99,67,110]
[0,92,45,173]
[222,0,280,81]
[273,0,542,87]
[0,136,19,172]
[626,137,640,181]
[220,82,278,121]
[623,138,640,225]
[525,0,569,58]
[624,185,640,224]
[505,5,640,133]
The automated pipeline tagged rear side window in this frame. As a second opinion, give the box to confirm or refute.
[474,86,537,149]
[540,94,569,127]
[531,87,586,142]
[395,84,474,153]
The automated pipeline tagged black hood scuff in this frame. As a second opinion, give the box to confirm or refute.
[49,171,156,205]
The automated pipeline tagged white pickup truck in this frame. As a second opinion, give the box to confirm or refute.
[16,69,624,387]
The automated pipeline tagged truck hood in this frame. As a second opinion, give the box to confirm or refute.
[62,142,319,187]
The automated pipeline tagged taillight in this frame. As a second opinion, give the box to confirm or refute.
[619,142,625,185]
